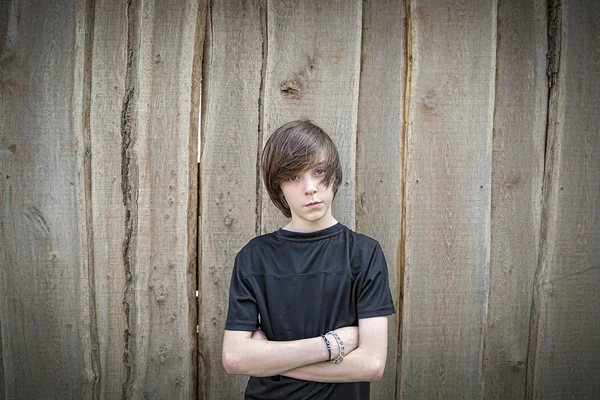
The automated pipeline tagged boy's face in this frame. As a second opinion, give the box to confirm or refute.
[279,164,335,229]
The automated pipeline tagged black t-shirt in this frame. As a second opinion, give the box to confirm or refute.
[225,222,396,400]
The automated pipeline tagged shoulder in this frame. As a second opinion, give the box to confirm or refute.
[342,226,382,252]
[233,232,279,273]
[340,227,385,270]
[238,231,278,255]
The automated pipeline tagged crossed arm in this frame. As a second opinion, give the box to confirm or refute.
[222,316,388,382]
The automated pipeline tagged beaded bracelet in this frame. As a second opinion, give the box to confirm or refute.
[326,331,345,364]
[321,334,332,361]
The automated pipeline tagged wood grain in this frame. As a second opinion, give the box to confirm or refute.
[0,0,95,397]
[355,0,405,398]
[530,1,600,398]
[0,319,3,400]
[122,0,200,397]
[89,0,128,396]
[261,0,362,233]
[400,1,497,398]
[0,8,5,398]
[197,0,263,398]
[482,1,547,399]
[1,2,9,396]
[3,1,600,398]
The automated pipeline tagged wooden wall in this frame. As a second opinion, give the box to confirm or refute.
[528,1,600,398]
[1,0,201,398]
[1,0,598,399]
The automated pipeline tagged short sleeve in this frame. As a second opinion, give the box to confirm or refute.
[357,242,396,319]
[224,254,258,331]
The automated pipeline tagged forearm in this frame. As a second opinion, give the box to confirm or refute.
[223,334,328,377]
[280,347,385,383]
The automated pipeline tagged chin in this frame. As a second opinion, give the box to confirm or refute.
[305,216,323,222]
[305,212,328,222]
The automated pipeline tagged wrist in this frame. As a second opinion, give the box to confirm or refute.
[325,333,339,359]
[321,335,332,361]
[327,331,345,364]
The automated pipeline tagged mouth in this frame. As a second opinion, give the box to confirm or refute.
[305,201,322,207]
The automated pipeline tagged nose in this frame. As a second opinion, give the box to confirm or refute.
[304,176,318,194]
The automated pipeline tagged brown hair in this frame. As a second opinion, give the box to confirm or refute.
[261,120,343,218]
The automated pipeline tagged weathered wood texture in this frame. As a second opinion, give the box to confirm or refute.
[483,0,547,399]
[0,0,96,397]
[400,1,497,398]
[0,0,5,370]
[261,0,362,233]
[89,0,128,396]
[529,1,600,399]
[0,320,4,400]
[355,0,405,399]
[121,0,201,397]
[197,0,262,398]
[4,1,600,399]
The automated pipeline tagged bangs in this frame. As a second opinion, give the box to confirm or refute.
[274,135,338,187]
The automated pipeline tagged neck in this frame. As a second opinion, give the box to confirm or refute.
[284,214,338,233]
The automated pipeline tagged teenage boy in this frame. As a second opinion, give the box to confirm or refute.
[222,120,395,399]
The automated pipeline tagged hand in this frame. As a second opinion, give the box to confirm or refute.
[250,329,267,341]
[327,326,359,359]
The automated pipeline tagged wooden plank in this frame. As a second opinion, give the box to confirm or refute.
[0,2,5,384]
[0,0,96,397]
[89,0,128,397]
[261,0,362,233]
[0,3,7,397]
[197,0,262,398]
[530,1,600,398]
[122,0,201,397]
[400,1,497,398]
[536,270,600,399]
[482,1,547,398]
[355,0,405,398]
[0,319,4,400]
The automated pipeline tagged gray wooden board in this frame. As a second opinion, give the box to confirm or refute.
[537,269,600,399]
[400,1,497,398]
[482,0,547,399]
[89,0,128,396]
[0,6,6,390]
[123,0,200,397]
[197,0,262,398]
[0,7,4,396]
[533,1,600,398]
[0,318,4,399]
[355,0,405,398]
[0,0,95,397]
[261,0,362,233]
[0,13,6,400]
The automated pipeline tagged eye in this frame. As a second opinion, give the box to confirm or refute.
[289,175,299,181]
[315,169,326,175]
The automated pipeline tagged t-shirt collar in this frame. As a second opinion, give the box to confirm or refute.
[276,222,344,242]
